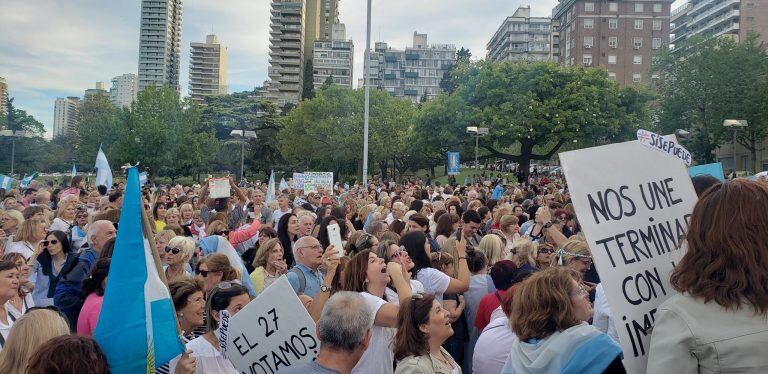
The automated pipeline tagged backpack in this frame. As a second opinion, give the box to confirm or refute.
[289,266,307,295]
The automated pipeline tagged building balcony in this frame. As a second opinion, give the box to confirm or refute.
[405,53,420,60]
[403,71,419,78]
[383,73,397,79]
[690,9,739,36]
[404,88,419,96]
[689,0,739,25]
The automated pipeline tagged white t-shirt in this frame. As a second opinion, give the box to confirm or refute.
[0,309,15,350]
[473,316,517,374]
[415,267,451,302]
[168,335,238,374]
[5,293,34,319]
[592,283,619,343]
[384,279,425,307]
[5,241,34,259]
[352,292,395,374]
[272,208,291,225]
[49,217,73,233]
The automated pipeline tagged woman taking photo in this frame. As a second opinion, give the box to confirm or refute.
[169,281,250,373]
[169,278,206,341]
[164,236,195,281]
[0,260,20,348]
[249,238,288,294]
[394,294,461,374]
[648,180,768,372]
[6,218,46,259]
[49,201,76,233]
[503,267,622,373]
[77,258,110,337]
[31,230,77,307]
[342,249,412,374]
[277,213,299,268]
[376,240,424,307]
[401,231,469,302]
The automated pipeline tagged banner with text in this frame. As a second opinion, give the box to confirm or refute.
[226,276,318,374]
[447,152,460,175]
[292,173,305,190]
[560,140,698,374]
[305,172,333,192]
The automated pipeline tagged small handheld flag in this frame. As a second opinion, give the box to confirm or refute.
[279,177,289,192]
[94,145,113,188]
[71,163,77,178]
[265,170,276,204]
[0,175,14,191]
[19,172,37,188]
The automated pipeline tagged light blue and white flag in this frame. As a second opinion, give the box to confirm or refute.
[139,172,148,186]
[199,235,258,297]
[94,145,113,188]
[265,170,276,204]
[279,177,289,192]
[0,175,14,191]
[19,172,37,188]
[94,167,184,373]
[71,162,77,178]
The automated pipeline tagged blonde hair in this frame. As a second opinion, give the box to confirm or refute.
[513,239,538,268]
[205,220,228,236]
[154,229,176,244]
[252,238,283,269]
[499,214,519,234]
[179,203,194,218]
[493,205,513,226]
[55,201,76,220]
[167,236,196,262]
[560,239,592,264]
[357,204,377,223]
[467,200,483,212]
[478,234,505,266]
[15,218,45,243]
[165,207,180,221]
[0,309,70,373]
[0,210,24,228]
[441,238,461,276]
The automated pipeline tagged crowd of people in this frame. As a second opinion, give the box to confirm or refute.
[0,171,766,373]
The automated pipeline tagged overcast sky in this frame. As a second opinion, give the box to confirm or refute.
[1,0,562,136]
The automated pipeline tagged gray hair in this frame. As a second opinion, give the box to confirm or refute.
[318,291,374,352]
[367,220,387,236]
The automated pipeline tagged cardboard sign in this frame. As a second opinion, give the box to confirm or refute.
[292,173,305,190]
[225,276,319,374]
[560,140,698,374]
[303,176,316,194]
[209,178,231,199]
[636,129,692,166]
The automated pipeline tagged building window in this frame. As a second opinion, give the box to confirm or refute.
[583,54,593,66]
[609,37,618,48]
[652,37,662,50]
[653,20,662,30]
[609,19,618,29]
[633,55,642,64]
[633,73,642,83]
[653,3,662,12]
[608,72,617,80]
[635,3,644,12]
[585,2,595,11]
[584,36,594,48]
[608,55,617,64]
[609,2,618,12]
[635,20,644,29]
[634,37,643,49]
[584,19,594,29]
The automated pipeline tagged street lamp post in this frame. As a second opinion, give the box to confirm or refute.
[723,119,748,176]
[230,130,257,181]
[466,126,489,170]
[0,130,31,176]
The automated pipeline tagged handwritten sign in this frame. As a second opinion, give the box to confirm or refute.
[209,178,231,199]
[292,173,305,190]
[305,172,333,192]
[636,129,692,166]
[560,140,698,374]
[226,276,318,374]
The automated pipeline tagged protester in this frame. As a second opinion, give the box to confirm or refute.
[434,213,457,249]
[287,236,327,298]
[6,218,46,259]
[196,253,239,294]
[77,258,110,337]
[169,278,206,341]
[241,226,277,273]
[477,233,506,266]
[164,236,195,281]
[26,334,111,374]
[503,267,623,373]
[375,240,424,307]
[394,294,461,374]
[0,260,20,349]
[155,229,176,263]
[168,281,250,373]
[280,291,374,374]
[648,179,768,372]
[0,309,70,372]
[248,238,287,294]
[474,260,517,332]
[408,213,440,252]
[0,209,23,237]
[462,250,489,371]
[55,219,115,329]
[31,230,77,307]
[2,253,35,317]
[49,200,77,232]
[277,213,299,267]
[401,231,469,302]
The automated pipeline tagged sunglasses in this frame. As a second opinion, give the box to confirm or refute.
[539,248,554,254]
[165,247,181,255]
[42,240,59,246]
[214,230,230,236]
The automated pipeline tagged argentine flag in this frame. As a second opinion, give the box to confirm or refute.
[0,175,14,191]
[265,170,276,204]
[94,167,183,373]
[71,162,77,178]
[199,235,258,297]
[19,172,37,188]
[279,177,289,192]
[94,145,113,188]
[139,171,148,186]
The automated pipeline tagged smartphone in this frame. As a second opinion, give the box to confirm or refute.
[327,223,344,258]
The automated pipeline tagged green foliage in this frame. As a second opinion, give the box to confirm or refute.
[654,33,768,170]
[3,97,44,135]
[322,75,334,89]
[76,94,123,166]
[302,59,316,100]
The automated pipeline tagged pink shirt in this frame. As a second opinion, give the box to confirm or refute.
[77,293,103,337]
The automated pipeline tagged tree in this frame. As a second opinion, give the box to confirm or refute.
[440,47,472,95]
[322,75,335,89]
[2,97,44,135]
[302,59,316,100]
[654,34,768,171]
[76,94,122,166]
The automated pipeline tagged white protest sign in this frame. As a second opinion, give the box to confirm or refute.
[209,178,231,199]
[305,172,333,191]
[292,173,305,190]
[636,129,692,166]
[225,276,319,374]
[303,176,315,194]
[560,140,698,374]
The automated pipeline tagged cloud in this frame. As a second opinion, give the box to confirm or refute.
[1,0,559,135]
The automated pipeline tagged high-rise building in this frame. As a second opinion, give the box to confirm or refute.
[319,0,340,41]
[109,74,138,108]
[365,32,456,104]
[137,0,182,93]
[0,77,7,116]
[551,0,673,85]
[487,6,552,62]
[53,97,81,138]
[84,82,108,101]
[312,23,354,88]
[264,0,305,107]
[671,0,768,52]
[189,34,228,104]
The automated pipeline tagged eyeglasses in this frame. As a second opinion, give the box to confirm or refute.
[214,230,230,236]
[42,240,59,246]
[165,247,181,255]
[298,244,323,251]
[576,257,593,268]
